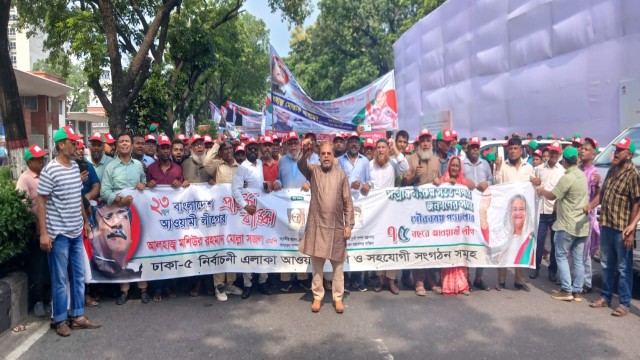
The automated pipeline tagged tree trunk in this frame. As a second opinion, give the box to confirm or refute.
[0,0,27,179]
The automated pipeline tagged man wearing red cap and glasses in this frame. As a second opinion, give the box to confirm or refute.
[37,126,101,336]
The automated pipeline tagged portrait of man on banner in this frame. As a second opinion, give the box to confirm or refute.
[288,208,306,230]
[87,200,143,281]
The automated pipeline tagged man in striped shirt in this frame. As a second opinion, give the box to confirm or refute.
[37,126,101,337]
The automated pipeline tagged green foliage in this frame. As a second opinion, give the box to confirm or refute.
[128,67,171,134]
[33,57,90,112]
[0,167,35,265]
[287,0,446,100]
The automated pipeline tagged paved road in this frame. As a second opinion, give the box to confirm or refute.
[2,268,640,360]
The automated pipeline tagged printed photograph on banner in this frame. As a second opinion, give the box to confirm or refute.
[480,186,536,267]
[86,201,143,281]
[353,205,363,227]
[287,208,306,230]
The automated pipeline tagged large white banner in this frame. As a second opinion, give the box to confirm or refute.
[84,182,537,283]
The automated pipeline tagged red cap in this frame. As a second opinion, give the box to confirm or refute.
[272,134,280,142]
[104,133,116,144]
[261,136,274,145]
[548,141,562,153]
[240,134,248,141]
[89,132,104,143]
[157,135,171,146]
[584,137,599,149]
[246,137,258,145]
[405,143,414,154]
[347,131,360,140]
[176,133,187,142]
[333,133,345,140]
[440,129,454,142]
[616,137,635,152]
[236,144,246,152]
[451,129,458,139]
[285,131,299,143]
[145,134,156,143]
[468,136,481,146]
[76,140,85,149]
[418,128,432,139]
[190,134,203,145]
[572,137,583,146]
[24,144,48,161]
[364,138,375,148]
[203,135,214,144]
[533,149,543,157]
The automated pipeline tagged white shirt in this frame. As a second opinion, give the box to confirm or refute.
[369,153,409,189]
[494,159,534,184]
[535,161,565,214]
[231,159,264,208]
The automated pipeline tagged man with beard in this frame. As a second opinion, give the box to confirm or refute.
[577,137,601,293]
[298,140,354,313]
[402,128,442,296]
[364,138,375,161]
[369,138,408,294]
[171,139,186,164]
[182,134,215,297]
[462,136,492,291]
[530,142,565,282]
[101,133,147,305]
[588,138,640,317]
[103,133,116,157]
[144,135,158,162]
[493,136,535,292]
[272,134,282,160]
[203,137,244,300]
[37,126,101,336]
[232,138,272,299]
[86,132,113,181]
[261,136,279,190]
[338,131,372,292]
[273,131,312,291]
[333,133,346,157]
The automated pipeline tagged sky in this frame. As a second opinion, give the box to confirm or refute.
[242,0,319,56]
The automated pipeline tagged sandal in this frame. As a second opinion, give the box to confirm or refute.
[85,295,99,307]
[589,298,609,308]
[415,286,427,296]
[189,289,200,297]
[431,286,443,294]
[12,324,27,333]
[612,305,629,317]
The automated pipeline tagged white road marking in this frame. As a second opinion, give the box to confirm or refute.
[5,321,49,360]
[373,338,394,360]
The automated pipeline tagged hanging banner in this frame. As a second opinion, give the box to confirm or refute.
[268,45,398,134]
[225,100,262,131]
[84,182,537,283]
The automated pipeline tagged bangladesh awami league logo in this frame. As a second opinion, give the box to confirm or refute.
[387,226,410,244]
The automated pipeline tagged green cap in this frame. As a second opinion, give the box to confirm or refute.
[484,152,496,162]
[53,126,81,142]
[562,147,578,160]
[528,140,538,149]
[455,144,462,150]
[436,131,443,140]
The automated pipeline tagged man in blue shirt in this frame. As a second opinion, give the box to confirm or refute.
[339,132,371,292]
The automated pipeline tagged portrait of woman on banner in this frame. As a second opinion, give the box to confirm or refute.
[479,192,536,266]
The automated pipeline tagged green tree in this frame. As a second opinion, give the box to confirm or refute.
[15,0,311,136]
[33,58,90,112]
[287,0,445,100]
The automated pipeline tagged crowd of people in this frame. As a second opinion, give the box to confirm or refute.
[13,123,638,336]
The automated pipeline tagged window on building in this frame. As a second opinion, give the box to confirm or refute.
[9,14,17,21]
[21,96,38,111]
[11,55,16,65]
[100,71,111,80]
[9,42,16,50]
[8,27,16,36]
[58,100,64,115]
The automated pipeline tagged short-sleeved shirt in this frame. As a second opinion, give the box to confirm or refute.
[551,166,589,237]
[37,158,84,239]
[86,153,113,181]
[600,161,640,231]
[147,161,184,185]
[262,159,279,184]
[16,168,40,214]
